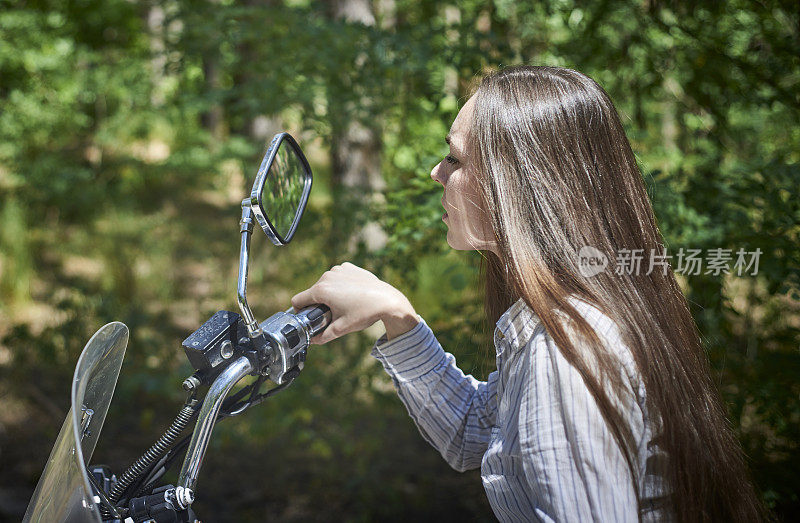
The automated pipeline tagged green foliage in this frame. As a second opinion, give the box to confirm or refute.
[1,0,798,520]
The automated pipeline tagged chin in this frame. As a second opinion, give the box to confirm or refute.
[445,230,470,251]
[447,230,497,253]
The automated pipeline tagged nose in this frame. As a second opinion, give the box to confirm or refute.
[431,161,445,185]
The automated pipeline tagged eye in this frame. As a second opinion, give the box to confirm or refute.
[445,155,459,165]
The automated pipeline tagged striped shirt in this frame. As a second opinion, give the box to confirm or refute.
[370,296,671,522]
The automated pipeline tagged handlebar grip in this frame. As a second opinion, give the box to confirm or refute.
[295,304,332,338]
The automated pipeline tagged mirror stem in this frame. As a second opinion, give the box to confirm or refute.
[237,201,262,337]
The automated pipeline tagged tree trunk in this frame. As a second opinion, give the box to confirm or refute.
[200,0,224,145]
[147,4,166,107]
[201,56,224,145]
[327,0,387,255]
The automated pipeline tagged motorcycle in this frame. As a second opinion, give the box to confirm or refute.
[23,132,331,523]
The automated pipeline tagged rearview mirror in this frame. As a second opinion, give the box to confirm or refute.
[249,132,312,246]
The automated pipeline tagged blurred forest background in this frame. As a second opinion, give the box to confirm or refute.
[1,0,799,521]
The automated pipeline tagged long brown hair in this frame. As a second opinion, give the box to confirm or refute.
[469,65,764,522]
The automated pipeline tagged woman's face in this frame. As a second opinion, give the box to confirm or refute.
[431,96,498,254]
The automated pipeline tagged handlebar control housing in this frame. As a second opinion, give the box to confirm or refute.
[182,305,331,387]
[259,304,331,384]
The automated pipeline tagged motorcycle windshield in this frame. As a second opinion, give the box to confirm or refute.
[24,322,129,523]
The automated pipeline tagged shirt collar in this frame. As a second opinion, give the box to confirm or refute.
[494,297,542,354]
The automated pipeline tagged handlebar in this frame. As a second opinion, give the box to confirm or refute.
[176,355,253,505]
[293,304,331,339]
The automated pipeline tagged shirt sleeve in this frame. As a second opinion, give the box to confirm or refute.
[370,317,498,472]
[518,332,643,522]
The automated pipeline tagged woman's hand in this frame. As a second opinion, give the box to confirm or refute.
[291,262,419,344]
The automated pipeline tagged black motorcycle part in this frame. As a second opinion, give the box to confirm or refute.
[87,465,125,519]
[90,465,115,497]
[182,310,245,382]
[128,485,197,523]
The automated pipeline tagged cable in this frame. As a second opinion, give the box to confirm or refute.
[219,377,294,418]
[221,375,267,417]
[117,376,296,509]
[120,380,262,504]
[102,401,197,519]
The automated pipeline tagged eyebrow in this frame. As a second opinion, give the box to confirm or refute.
[446,133,464,156]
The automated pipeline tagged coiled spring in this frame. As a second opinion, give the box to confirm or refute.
[100,402,196,517]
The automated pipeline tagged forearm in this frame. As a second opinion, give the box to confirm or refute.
[371,318,497,471]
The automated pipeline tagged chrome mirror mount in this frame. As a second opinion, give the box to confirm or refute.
[237,132,313,337]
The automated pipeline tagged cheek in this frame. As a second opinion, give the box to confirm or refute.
[449,173,484,213]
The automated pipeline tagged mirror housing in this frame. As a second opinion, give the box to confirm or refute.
[249,132,313,246]
[238,132,313,337]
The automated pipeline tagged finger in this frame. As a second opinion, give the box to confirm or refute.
[291,287,318,310]
[310,317,347,345]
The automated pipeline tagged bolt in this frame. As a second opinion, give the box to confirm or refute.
[175,486,194,509]
[220,340,234,359]
[182,375,201,392]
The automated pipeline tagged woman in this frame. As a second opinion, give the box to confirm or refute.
[291,66,763,522]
